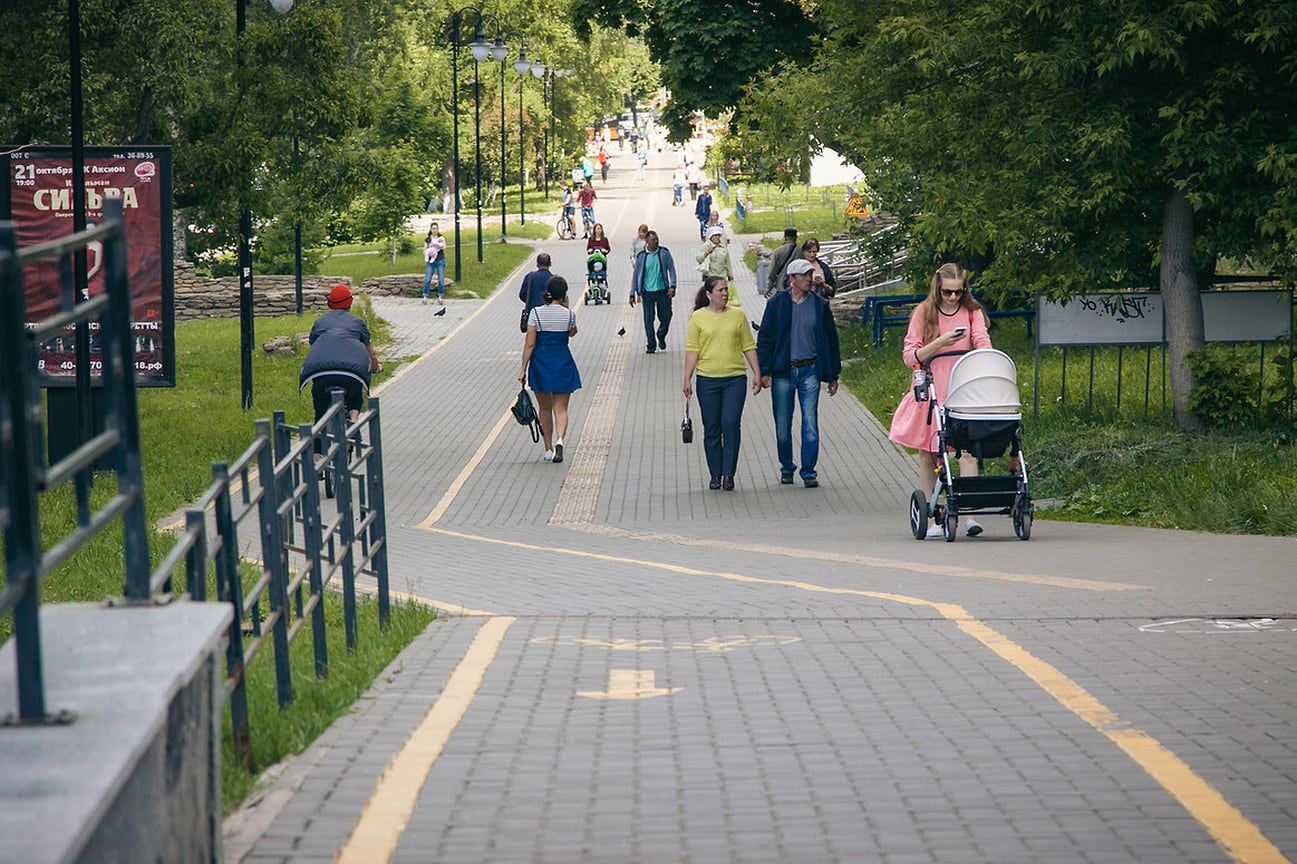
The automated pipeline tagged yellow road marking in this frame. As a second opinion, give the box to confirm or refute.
[576,669,681,700]
[571,524,1146,592]
[334,615,514,864]
[414,527,1287,863]
[415,408,513,530]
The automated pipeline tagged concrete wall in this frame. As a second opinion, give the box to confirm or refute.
[174,262,427,322]
[0,602,232,864]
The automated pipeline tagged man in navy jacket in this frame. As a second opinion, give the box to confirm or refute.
[756,259,841,487]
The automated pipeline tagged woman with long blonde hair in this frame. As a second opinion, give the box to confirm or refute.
[888,263,992,537]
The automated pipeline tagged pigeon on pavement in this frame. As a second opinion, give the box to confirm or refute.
[616,327,625,337]
[434,307,447,317]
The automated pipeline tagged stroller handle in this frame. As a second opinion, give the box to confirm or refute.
[921,349,969,371]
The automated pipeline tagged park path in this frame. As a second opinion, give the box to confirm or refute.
[226,144,1297,864]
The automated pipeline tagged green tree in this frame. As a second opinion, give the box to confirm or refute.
[572,0,814,139]
[738,0,1297,428]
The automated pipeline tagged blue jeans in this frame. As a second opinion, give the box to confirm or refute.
[423,259,445,298]
[695,375,747,478]
[770,366,822,480]
[640,290,672,351]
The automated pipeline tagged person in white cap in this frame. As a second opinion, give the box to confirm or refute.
[696,224,734,290]
[755,258,841,488]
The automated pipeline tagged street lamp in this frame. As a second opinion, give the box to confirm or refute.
[237,0,294,411]
[470,14,501,264]
[514,47,535,226]
[529,58,546,198]
[445,6,490,284]
[494,33,529,238]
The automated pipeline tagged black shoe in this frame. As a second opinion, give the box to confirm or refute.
[553,443,563,463]
[645,347,655,354]
[780,472,794,485]
[803,478,819,488]
[722,475,735,491]
[709,477,721,490]
[658,336,667,350]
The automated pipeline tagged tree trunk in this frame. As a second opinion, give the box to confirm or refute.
[1159,185,1205,430]
[130,85,154,145]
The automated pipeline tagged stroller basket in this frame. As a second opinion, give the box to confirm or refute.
[949,474,1020,511]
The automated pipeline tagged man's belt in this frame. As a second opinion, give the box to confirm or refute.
[791,358,815,368]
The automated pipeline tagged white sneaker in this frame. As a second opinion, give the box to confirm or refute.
[925,524,944,539]
[542,450,555,462]
[965,518,984,537]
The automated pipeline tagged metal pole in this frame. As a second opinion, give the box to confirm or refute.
[451,18,462,284]
[236,0,254,411]
[475,57,483,263]
[500,56,507,241]
[543,71,550,196]
[294,133,302,315]
[519,70,526,225]
[70,0,92,495]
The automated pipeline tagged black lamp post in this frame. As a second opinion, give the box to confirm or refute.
[492,33,514,241]
[518,50,541,226]
[236,0,294,411]
[470,14,500,264]
[445,6,491,284]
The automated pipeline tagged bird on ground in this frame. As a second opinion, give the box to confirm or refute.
[616,327,625,337]
[750,320,760,331]
[434,307,447,317]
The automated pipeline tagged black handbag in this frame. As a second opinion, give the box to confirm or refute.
[681,397,694,444]
[520,306,530,334]
[511,386,541,443]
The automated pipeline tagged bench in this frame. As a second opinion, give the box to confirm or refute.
[864,293,1035,346]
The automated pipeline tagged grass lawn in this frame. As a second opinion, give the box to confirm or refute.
[318,223,552,296]
[722,182,857,241]
[839,316,1297,535]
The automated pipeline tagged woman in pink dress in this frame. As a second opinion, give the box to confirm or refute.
[888,263,992,537]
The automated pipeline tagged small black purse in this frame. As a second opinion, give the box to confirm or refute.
[680,397,693,444]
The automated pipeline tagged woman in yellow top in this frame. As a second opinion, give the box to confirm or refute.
[683,276,763,491]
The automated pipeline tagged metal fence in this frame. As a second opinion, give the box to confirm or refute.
[1,198,146,725]
[2,199,390,773]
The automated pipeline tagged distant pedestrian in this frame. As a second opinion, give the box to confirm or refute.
[636,146,647,181]
[518,252,553,325]
[629,230,677,354]
[765,227,803,296]
[578,181,597,237]
[672,165,686,206]
[520,275,581,464]
[586,223,611,256]
[696,226,736,306]
[686,162,703,200]
[422,224,446,304]
[801,238,838,299]
[598,145,610,183]
[695,184,713,240]
[756,259,842,487]
[684,276,763,491]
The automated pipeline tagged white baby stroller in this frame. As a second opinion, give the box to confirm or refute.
[909,348,1034,541]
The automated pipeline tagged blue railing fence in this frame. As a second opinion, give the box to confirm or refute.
[159,391,390,770]
[1,197,147,724]
[2,199,391,773]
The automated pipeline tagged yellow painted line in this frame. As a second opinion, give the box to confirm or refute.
[415,408,513,530]
[335,615,514,864]
[576,669,681,700]
[575,525,1147,592]
[420,527,1286,863]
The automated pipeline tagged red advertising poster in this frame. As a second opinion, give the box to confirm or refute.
[7,146,175,387]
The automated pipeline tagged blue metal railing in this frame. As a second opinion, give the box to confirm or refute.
[2,198,390,769]
[1,198,146,724]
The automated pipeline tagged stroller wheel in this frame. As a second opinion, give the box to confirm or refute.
[1013,494,1034,540]
[909,490,928,540]
[944,508,959,542]
[323,468,335,500]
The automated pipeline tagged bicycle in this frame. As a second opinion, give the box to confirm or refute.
[556,210,576,240]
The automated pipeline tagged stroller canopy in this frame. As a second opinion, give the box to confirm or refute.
[944,349,1021,418]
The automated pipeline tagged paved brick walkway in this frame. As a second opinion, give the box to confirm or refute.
[225,148,1297,864]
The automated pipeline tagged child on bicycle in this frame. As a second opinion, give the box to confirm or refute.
[560,185,576,236]
[578,181,597,238]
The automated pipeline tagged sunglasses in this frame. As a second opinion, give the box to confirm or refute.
[940,288,965,297]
